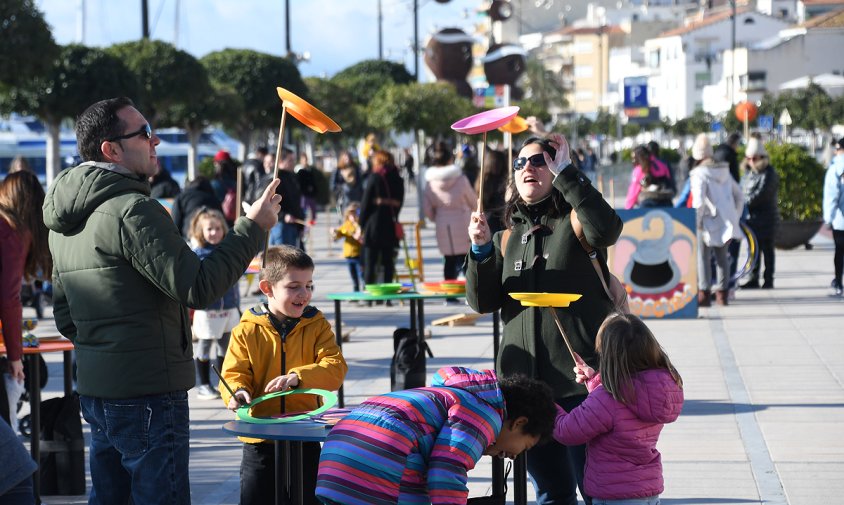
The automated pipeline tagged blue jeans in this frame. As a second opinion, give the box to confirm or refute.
[0,475,34,505]
[346,257,363,291]
[527,395,590,505]
[80,392,191,505]
[593,497,660,505]
[270,222,302,248]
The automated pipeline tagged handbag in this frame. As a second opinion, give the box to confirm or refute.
[379,174,404,240]
[500,210,629,313]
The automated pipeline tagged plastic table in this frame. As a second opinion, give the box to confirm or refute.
[0,339,74,503]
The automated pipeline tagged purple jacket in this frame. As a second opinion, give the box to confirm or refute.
[553,369,684,500]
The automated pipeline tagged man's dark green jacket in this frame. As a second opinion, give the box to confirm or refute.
[43,162,264,399]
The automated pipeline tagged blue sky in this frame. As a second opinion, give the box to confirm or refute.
[36,0,482,79]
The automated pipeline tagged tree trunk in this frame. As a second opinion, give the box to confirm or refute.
[187,127,201,181]
[46,120,61,186]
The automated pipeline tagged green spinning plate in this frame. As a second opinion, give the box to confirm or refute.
[236,388,338,424]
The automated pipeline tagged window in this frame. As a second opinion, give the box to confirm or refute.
[574,65,593,78]
[740,71,767,91]
[647,50,660,68]
[695,72,711,89]
[573,41,593,54]
[575,90,594,100]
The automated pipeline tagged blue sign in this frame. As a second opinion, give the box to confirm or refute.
[758,115,774,131]
[623,77,648,109]
[712,121,723,132]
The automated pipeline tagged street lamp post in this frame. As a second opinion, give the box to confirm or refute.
[729,0,736,107]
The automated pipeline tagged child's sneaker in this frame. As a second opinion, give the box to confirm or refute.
[196,384,221,400]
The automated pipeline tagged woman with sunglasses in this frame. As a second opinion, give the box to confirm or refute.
[466,133,622,505]
[740,137,779,290]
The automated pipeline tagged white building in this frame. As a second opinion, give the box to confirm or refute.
[644,7,792,121]
[705,8,844,114]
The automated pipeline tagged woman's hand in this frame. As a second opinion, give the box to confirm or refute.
[543,133,573,176]
[9,359,24,383]
[468,211,491,246]
[264,373,299,393]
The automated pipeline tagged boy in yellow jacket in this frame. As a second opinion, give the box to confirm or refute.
[220,245,348,505]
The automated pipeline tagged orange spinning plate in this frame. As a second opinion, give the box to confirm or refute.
[276,87,341,134]
[498,115,529,134]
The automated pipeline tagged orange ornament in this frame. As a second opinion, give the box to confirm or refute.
[735,101,758,123]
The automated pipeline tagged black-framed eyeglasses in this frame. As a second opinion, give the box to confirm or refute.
[106,124,152,142]
[513,153,547,171]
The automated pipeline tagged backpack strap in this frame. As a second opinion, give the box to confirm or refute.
[569,209,616,304]
[500,228,511,256]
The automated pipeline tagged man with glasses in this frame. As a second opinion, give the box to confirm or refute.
[42,97,282,505]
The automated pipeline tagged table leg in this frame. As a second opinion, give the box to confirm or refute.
[409,299,417,331]
[492,456,505,498]
[27,354,42,504]
[63,350,73,395]
[416,300,425,343]
[291,442,303,505]
[276,440,292,505]
[514,453,528,505]
[334,300,344,408]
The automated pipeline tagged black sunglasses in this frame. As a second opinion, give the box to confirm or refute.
[106,124,152,142]
[513,153,547,170]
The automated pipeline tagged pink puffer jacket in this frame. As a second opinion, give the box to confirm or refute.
[553,369,684,500]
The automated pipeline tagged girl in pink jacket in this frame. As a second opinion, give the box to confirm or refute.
[554,313,684,504]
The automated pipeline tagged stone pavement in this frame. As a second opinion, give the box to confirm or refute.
[26,181,844,504]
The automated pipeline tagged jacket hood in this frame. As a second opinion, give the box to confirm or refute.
[425,164,463,190]
[695,160,732,184]
[627,369,684,424]
[43,161,149,233]
[431,366,505,419]
[241,302,324,335]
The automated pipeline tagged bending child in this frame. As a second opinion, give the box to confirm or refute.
[188,208,240,400]
[554,313,684,505]
[220,245,348,505]
[316,366,557,505]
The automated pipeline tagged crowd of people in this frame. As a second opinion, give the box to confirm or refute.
[0,94,842,505]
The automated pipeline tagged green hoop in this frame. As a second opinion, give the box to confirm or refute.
[236,388,338,424]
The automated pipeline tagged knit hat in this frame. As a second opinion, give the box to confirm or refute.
[745,138,767,158]
[691,133,712,161]
[214,150,231,163]
[835,138,844,150]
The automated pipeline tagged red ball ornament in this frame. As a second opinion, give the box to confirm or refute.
[735,101,758,122]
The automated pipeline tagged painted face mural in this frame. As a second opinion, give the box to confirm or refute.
[612,209,697,318]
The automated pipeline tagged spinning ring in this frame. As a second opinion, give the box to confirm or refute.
[236,389,338,424]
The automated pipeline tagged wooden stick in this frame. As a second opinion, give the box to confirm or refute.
[477,130,487,213]
[549,307,579,365]
[235,167,242,219]
[263,106,288,267]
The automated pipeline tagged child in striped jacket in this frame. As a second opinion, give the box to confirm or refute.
[315,367,557,505]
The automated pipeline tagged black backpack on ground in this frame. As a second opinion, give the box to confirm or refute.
[40,393,86,495]
[390,328,433,391]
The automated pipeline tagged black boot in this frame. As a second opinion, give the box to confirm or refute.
[196,358,211,386]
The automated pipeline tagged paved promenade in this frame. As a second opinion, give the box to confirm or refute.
[27,182,844,504]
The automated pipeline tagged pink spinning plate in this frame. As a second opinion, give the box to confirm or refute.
[451,106,520,135]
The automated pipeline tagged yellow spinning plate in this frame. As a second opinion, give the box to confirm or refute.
[276,87,341,133]
[509,292,582,307]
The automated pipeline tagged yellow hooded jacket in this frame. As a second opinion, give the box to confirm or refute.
[220,303,347,443]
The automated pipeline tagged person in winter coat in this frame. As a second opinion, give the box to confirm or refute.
[554,313,684,505]
[332,152,363,213]
[625,145,674,209]
[467,134,623,505]
[689,133,744,306]
[823,137,844,296]
[0,172,51,426]
[740,138,779,290]
[221,245,347,505]
[149,164,181,199]
[359,151,404,287]
[316,367,557,505]
[423,140,478,281]
[713,132,742,182]
[42,96,282,505]
[187,208,241,401]
[171,176,223,238]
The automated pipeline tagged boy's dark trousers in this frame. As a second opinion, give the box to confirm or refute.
[241,441,321,505]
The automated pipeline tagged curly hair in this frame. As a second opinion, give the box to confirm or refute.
[499,373,556,442]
